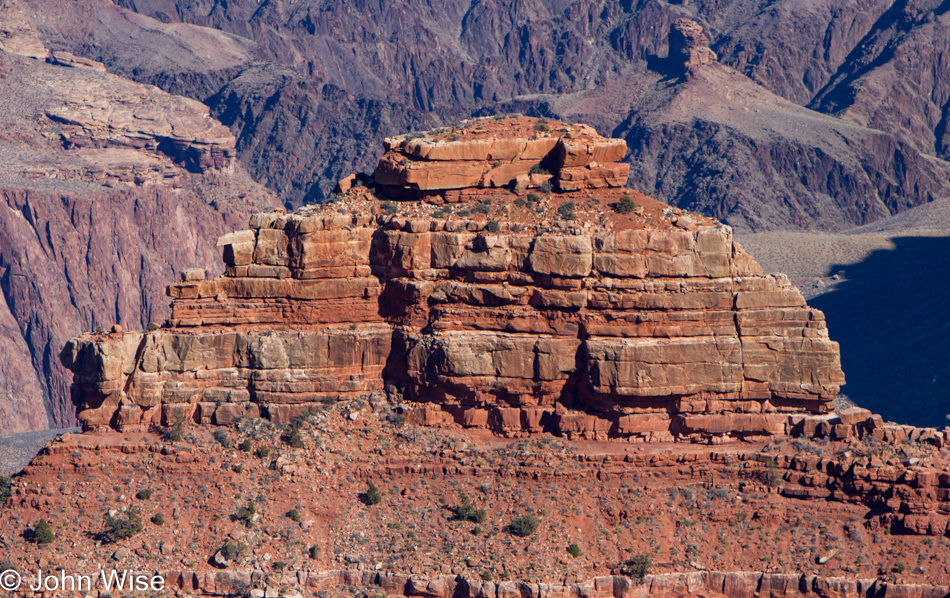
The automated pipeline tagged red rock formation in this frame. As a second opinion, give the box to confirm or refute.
[375,117,629,198]
[61,121,844,440]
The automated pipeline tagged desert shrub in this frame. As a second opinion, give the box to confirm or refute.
[529,163,550,175]
[213,429,230,448]
[221,540,245,561]
[239,439,252,452]
[258,446,271,458]
[451,498,486,524]
[308,545,320,559]
[763,460,783,487]
[147,322,160,331]
[164,414,185,442]
[287,509,302,522]
[102,508,143,542]
[534,121,551,132]
[540,180,553,193]
[514,197,526,208]
[31,519,55,546]
[527,192,541,203]
[151,513,165,525]
[620,552,652,582]
[473,202,490,214]
[273,561,286,572]
[382,200,398,215]
[508,513,540,537]
[284,424,305,449]
[557,202,576,220]
[487,220,500,233]
[362,482,383,506]
[233,502,256,528]
[568,543,582,558]
[0,475,11,504]
[616,194,638,214]
[135,488,152,500]
[94,325,105,335]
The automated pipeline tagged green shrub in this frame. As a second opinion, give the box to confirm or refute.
[135,488,153,500]
[164,414,185,442]
[147,322,160,331]
[233,502,256,528]
[221,540,245,561]
[451,498,487,523]
[308,545,320,559]
[287,509,302,522]
[616,194,638,215]
[258,446,271,458]
[285,425,305,449]
[473,203,490,214]
[486,220,500,233]
[529,163,550,175]
[382,200,399,215]
[534,122,550,132]
[540,180,553,194]
[527,192,541,203]
[0,475,11,504]
[764,460,783,487]
[363,482,383,506]
[239,439,252,452]
[557,202,576,220]
[620,552,652,582]
[568,543,582,558]
[102,508,143,542]
[508,513,540,537]
[94,325,105,335]
[31,519,55,546]
[273,561,286,572]
[514,197,526,207]
[151,513,165,525]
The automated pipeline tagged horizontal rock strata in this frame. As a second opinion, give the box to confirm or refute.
[62,205,844,439]
[374,118,630,199]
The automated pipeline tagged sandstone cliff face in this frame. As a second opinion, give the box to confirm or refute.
[62,127,843,439]
[0,22,278,433]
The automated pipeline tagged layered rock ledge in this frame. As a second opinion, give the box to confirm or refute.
[374,116,630,199]
[61,122,844,440]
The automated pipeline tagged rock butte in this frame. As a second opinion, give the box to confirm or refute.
[61,118,845,442]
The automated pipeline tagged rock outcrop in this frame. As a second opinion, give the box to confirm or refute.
[61,120,843,440]
[668,18,717,71]
[375,118,629,198]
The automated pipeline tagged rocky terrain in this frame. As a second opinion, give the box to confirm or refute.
[0,6,280,433]
[1,122,947,597]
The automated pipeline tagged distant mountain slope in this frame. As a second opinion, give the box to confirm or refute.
[0,10,279,432]
[41,0,945,224]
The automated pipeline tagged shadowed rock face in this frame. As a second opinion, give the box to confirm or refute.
[0,21,279,433]
[61,124,844,440]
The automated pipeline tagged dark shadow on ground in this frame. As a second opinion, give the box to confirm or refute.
[810,235,950,428]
